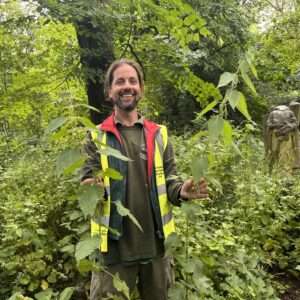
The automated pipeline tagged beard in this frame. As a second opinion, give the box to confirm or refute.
[113,93,141,112]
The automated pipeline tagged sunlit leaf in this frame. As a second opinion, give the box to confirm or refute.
[217,72,238,88]
[236,96,251,121]
[75,237,99,261]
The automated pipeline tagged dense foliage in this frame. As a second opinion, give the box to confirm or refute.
[1,0,300,299]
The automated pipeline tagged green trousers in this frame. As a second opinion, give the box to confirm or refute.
[90,256,174,300]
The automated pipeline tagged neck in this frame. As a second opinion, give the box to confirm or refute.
[114,108,139,126]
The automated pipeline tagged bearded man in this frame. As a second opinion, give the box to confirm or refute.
[81,59,208,300]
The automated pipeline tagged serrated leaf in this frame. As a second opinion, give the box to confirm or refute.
[223,120,233,146]
[96,144,131,162]
[59,287,74,300]
[113,273,130,300]
[78,185,102,217]
[208,116,224,143]
[225,89,242,109]
[197,100,219,119]
[191,156,208,181]
[245,52,258,79]
[184,14,196,26]
[56,148,84,175]
[45,117,66,134]
[217,72,238,88]
[34,289,53,300]
[114,201,143,232]
[75,237,99,261]
[236,96,251,121]
[240,60,257,95]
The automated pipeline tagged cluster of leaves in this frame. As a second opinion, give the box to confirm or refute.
[167,127,300,299]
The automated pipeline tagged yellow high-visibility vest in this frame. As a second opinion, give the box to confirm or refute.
[90,125,175,252]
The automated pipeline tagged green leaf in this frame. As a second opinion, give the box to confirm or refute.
[217,72,238,88]
[45,116,66,134]
[245,51,258,79]
[223,120,233,146]
[184,14,196,26]
[197,100,219,119]
[96,144,131,162]
[236,95,251,121]
[240,60,257,95]
[114,201,143,232]
[225,89,242,110]
[191,156,208,181]
[102,168,123,180]
[113,273,130,300]
[77,259,99,273]
[78,185,103,217]
[34,289,53,300]
[208,116,224,143]
[56,148,85,175]
[59,287,74,300]
[75,237,100,261]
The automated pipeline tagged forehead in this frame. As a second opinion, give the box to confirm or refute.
[112,64,138,80]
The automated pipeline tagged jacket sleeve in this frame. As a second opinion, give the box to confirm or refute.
[81,131,101,181]
[163,139,184,206]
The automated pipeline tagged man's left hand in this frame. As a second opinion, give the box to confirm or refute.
[180,177,209,200]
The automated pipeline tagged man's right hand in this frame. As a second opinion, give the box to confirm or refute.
[81,177,104,186]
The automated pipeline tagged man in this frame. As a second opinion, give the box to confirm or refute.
[82,59,208,300]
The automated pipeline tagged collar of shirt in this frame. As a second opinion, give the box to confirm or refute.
[114,115,144,127]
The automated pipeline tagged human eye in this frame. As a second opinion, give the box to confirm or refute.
[129,78,138,84]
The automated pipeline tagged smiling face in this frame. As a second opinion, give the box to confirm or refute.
[108,63,143,113]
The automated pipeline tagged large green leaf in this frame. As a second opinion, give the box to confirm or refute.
[225,89,242,110]
[208,116,224,143]
[78,185,103,217]
[217,72,238,88]
[96,144,131,162]
[240,60,257,95]
[59,287,74,300]
[114,201,143,232]
[56,148,85,175]
[75,237,100,261]
[190,156,208,181]
[236,95,251,121]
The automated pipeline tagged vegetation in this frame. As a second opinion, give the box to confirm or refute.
[0,0,299,299]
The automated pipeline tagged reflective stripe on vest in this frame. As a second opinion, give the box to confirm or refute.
[155,125,175,239]
[90,130,111,252]
[90,125,175,252]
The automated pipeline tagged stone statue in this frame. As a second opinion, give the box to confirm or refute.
[265,102,300,173]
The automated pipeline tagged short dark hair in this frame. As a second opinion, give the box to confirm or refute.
[104,59,144,99]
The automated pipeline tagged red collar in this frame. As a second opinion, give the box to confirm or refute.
[99,113,160,180]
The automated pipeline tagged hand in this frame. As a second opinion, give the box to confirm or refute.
[180,178,208,200]
[80,177,104,187]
